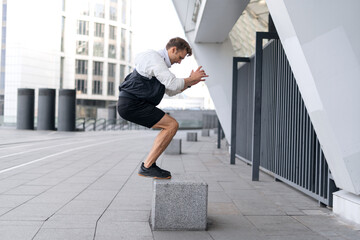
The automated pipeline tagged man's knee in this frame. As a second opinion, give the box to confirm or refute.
[168,119,179,133]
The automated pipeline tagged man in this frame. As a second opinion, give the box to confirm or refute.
[117,37,208,179]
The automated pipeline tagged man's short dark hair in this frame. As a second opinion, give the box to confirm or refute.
[166,37,192,56]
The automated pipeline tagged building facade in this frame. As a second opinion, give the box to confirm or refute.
[172,0,360,225]
[0,0,133,124]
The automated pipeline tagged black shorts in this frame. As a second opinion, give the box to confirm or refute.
[117,97,165,128]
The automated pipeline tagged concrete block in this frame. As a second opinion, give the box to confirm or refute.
[187,132,198,142]
[165,138,181,155]
[151,175,208,231]
[201,129,210,137]
[333,190,360,225]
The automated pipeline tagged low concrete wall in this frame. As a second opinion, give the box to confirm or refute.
[165,110,216,129]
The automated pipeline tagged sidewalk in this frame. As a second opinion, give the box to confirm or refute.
[0,129,359,240]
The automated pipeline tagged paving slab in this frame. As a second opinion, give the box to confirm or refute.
[0,129,359,240]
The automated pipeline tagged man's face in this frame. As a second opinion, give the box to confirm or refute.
[169,47,187,65]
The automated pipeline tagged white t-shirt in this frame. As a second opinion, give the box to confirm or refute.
[134,49,185,96]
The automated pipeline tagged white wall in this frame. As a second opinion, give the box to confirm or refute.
[186,31,234,141]
[266,0,360,194]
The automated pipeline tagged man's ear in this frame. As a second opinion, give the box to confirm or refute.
[171,46,177,54]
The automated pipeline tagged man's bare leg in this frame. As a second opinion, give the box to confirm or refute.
[143,114,179,168]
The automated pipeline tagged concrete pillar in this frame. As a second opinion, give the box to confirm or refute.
[17,88,34,130]
[58,89,76,131]
[37,88,56,130]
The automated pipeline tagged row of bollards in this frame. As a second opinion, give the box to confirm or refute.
[17,88,76,131]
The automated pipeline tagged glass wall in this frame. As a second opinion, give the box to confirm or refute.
[92,61,103,95]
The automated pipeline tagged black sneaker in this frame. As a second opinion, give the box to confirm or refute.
[151,162,171,175]
[138,162,171,179]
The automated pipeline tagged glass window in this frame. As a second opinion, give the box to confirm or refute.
[2,27,6,45]
[107,81,115,95]
[93,61,103,76]
[109,25,116,40]
[108,44,116,59]
[128,31,132,61]
[76,79,87,94]
[92,80,102,94]
[78,0,89,15]
[75,60,88,74]
[108,63,116,78]
[77,20,89,35]
[121,0,127,24]
[93,42,104,57]
[76,41,88,55]
[120,28,126,60]
[94,3,105,18]
[2,4,7,21]
[94,23,104,37]
[120,64,125,83]
[110,6,117,21]
[62,0,65,11]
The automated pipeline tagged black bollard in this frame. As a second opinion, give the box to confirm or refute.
[58,89,76,131]
[37,88,56,130]
[107,104,117,125]
[17,88,35,130]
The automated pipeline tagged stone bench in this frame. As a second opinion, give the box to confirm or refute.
[164,138,181,155]
[201,129,210,137]
[186,132,198,142]
[151,175,208,231]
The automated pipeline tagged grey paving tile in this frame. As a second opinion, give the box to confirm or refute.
[0,207,12,215]
[233,199,285,216]
[100,210,150,222]
[0,221,43,240]
[56,200,109,215]
[207,181,223,192]
[0,130,359,240]
[0,194,34,208]
[218,180,253,191]
[153,231,212,240]
[33,228,94,240]
[208,191,232,203]
[246,215,312,236]
[42,214,99,229]
[0,202,62,221]
[208,202,240,215]
[208,224,266,240]
[74,190,118,202]
[3,185,51,195]
[94,221,152,240]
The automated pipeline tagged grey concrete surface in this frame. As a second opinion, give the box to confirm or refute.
[151,175,208,230]
[0,128,359,240]
[201,129,210,137]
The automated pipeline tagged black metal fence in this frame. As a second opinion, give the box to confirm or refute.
[234,39,337,206]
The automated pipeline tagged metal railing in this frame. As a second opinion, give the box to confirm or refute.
[233,38,337,206]
[75,117,148,131]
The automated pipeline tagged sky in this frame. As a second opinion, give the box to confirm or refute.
[130,0,208,98]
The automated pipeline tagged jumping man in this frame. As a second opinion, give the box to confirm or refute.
[117,37,209,179]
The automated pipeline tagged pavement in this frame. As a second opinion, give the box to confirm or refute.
[0,128,359,240]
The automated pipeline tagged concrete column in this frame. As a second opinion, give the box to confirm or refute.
[37,88,56,130]
[17,88,35,130]
[58,89,76,131]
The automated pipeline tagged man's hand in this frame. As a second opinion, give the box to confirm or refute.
[182,66,209,91]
